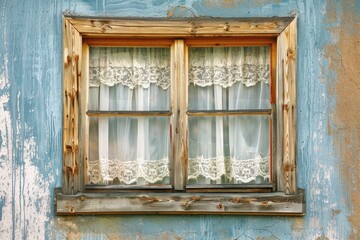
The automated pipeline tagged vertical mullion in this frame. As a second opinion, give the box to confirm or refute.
[173,39,187,191]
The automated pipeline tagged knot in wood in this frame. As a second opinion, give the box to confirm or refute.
[282,163,294,172]
[287,48,296,59]
[100,24,112,33]
[69,206,75,213]
[217,203,224,209]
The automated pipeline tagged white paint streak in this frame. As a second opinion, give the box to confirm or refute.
[21,135,52,238]
[0,3,52,238]
[0,0,12,233]
[0,59,13,239]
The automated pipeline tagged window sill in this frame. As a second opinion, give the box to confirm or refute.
[55,189,305,216]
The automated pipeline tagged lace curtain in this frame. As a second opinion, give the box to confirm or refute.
[88,46,271,185]
[188,46,271,184]
[88,47,171,185]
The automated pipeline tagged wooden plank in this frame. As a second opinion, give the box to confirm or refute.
[55,190,305,215]
[186,184,273,193]
[83,38,173,46]
[86,110,172,117]
[270,40,277,104]
[173,40,188,191]
[277,18,297,194]
[65,17,294,37]
[170,43,177,188]
[62,18,82,194]
[187,109,271,116]
[271,103,277,191]
[185,37,275,47]
[186,184,273,189]
[80,43,89,187]
[186,189,272,193]
[85,184,173,193]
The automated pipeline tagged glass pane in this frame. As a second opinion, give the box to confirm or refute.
[88,116,170,186]
[188,46,270,110]
[188,115,270,184]
[89,47,171,111]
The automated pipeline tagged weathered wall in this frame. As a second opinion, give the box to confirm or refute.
[0,0,359,239]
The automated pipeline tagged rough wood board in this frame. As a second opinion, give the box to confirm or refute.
[277,18,297,194]
[62,18,82,194]
[65,17,294,37]
[174,40,188,191]
[56,190,305,215]
[80,43,89,187]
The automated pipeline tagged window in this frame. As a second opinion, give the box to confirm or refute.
[57,17,305,215]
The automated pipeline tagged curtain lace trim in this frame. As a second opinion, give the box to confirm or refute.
[89,66,171,89]
[188,155,270,183]
[189,64,270,88]
[89,64,269,89]
[89,158,170,184]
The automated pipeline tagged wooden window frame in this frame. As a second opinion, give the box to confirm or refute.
[56,16,305,215]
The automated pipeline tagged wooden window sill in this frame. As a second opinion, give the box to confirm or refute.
[55,189,305,216]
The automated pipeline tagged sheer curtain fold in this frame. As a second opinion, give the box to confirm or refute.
[188,46,271,184]
[88,47,170,185]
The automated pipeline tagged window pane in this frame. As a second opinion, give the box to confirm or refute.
[88,116,170,186]
[188,46,270,110]
[89,47,171,111]
[188,115,270,184]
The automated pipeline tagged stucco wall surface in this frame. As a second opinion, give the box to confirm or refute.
[0,0,359,239]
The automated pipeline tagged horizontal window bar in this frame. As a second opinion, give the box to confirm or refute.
[187,109,271,116]
[186,184,273,193]
[186,184,273,189]
[85,184,173,192]
[86,110,172,117]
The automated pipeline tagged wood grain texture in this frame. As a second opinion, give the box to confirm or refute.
[55,190,305,215]
[66,17,293,37]
[62,18,82,194]
[276,18,297,194]
[173,40,188,191]
[80,44,89,187]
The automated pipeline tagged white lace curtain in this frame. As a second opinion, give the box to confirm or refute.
[88,46,271,185]
[88,47,171,185]
[188,47,271,184]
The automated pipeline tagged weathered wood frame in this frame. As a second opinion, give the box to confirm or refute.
[58,16,304,215]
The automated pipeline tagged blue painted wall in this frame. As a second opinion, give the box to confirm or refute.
[0,0,359,239]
